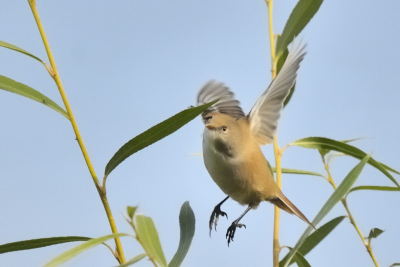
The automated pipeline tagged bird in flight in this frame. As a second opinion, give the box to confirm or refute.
[196,41,314,246]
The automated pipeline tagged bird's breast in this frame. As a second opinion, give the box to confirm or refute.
[202,129,269,205]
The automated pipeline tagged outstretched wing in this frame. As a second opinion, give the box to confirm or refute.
[197,80,245,123]
[248,41,307,145]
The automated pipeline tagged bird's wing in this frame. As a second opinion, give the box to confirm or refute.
[197,80,245,124]
[248,42,306,145]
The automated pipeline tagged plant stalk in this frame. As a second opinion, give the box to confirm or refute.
[325,164,379,267]
[265,0,280,266]
[27,0,126,263]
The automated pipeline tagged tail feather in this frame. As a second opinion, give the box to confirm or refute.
[269,194,316,229]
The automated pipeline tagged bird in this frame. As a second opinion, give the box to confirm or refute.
[196,41,314,246]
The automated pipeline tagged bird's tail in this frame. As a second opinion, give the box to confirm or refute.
[269,194,315,229]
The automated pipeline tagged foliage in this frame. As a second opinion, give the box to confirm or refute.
[0,0,398,266]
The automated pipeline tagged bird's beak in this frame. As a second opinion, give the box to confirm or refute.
[205,124,216,130]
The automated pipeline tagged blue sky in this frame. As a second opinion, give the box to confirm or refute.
[1,1,399,266]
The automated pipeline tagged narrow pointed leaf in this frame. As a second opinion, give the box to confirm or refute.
[390,264,400,266]
[0,236,91,254]
[118,254,147,267]
[169,201,196,267]
[272,167,324,178]
[367,228,384,239]
[104,101,216,177]
[0,40,44,63]
[290,137,399,187]
[280,216,346,266]
[127,206,138,220]
[379,162,400,175]
[275,0,323,58]
[341,137,367,144]
[349,185,400,194]
[285,247,311,267]
[135,215,167,267]
[44,233,128,267]
[282,155,370,267]
[0,75,69,119]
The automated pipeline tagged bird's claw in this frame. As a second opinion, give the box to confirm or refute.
[209,205,228,236]
[226,221,246,246]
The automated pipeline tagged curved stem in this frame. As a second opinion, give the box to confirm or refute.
[324,164,379,267]
[27,0,126,263]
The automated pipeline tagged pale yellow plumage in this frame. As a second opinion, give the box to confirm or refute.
[197,41,313,245]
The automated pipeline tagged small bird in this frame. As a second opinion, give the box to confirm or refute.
[196,42,313,246]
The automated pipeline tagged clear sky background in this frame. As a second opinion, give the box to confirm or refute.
[1,1,399,266]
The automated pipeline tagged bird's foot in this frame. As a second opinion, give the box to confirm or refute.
[209,204,228,236]
[226,220,246,246]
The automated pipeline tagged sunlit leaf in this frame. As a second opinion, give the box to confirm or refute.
[275,0,323,58]
[348,185,400,194]
[272,167,324,178]
[44,233,129,267]
[282,155,370,267]
[127,206,138,220]
[118,254,147,267]
[0,75,69,119]
[104,101,217,177]
[0,236,91,254]
[0,40,44,63]
[280,216,346,266]
[367,228,384,240]
[136,215,167,267]
[290,137,399,187]
[169,202,196,267]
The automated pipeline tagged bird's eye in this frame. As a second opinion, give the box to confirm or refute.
[222,126,228,132]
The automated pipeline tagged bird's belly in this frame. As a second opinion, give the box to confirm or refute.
[203,136,263,205]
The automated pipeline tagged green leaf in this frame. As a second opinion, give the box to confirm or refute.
[290,137,399,187]
[285,247,311,267]
[272,167,324,178]
[275,0,323,58]
[104,101,217,177]
[282,155,370,267]
[127,206,138,220]
[390,264,400,266]
[349,185,400,194]
[169,201,196,267]
[0,236,91,254]
[0,75,69,119]
[118,254,147,267]
[0,40,44,63]
[44,233,128,267]
[135,215,167,267]
[341,137,367,144]
[367,228,384,240]
[280,216,346,266]
[318,148,330,161]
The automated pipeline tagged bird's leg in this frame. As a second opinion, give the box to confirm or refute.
[226,205,252,246]
[209,196,229,236]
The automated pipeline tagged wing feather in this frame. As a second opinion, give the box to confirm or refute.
[197,80,245,123]
[248,41,307,144]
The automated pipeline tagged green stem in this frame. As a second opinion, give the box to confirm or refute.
[27,0,126,263]
[265,0,281,266]
[324,164,379,267]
